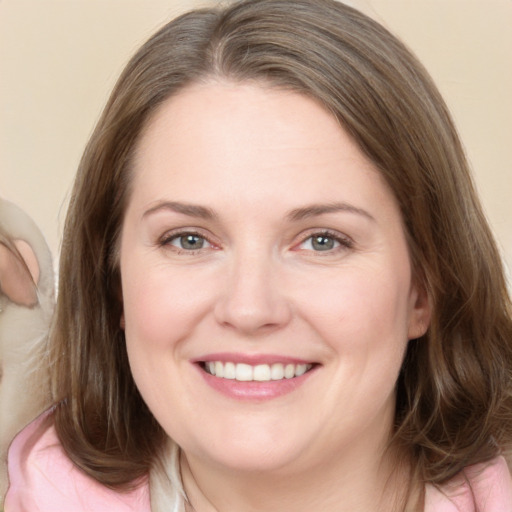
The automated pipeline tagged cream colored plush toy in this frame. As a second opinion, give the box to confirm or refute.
[0,198,55,505]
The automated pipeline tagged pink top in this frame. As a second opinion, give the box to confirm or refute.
[5,411,150,511]
[5,412,512,511]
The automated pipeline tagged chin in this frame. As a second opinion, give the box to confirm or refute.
[179,422,315,475]
[196,445,306,475]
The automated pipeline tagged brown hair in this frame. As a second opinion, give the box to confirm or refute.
[50,0,512,491]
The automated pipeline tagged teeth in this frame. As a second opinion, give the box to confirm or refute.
[236,363,253,381]
[270,363,284,380]
[224,362,236,379]
[295,364,308,377]
[284,364,295,379]
[203,362,313,381]
[253,364,271,381]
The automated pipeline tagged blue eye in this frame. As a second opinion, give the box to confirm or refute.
[165,233,211,251]
[299,232,351,252]
[302,235,339,251]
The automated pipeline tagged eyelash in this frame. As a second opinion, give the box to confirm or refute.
[158,229,353,255]
[158,230,216,254]
[296,230,354,253]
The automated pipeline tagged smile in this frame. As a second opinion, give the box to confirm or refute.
[202,361,314,382]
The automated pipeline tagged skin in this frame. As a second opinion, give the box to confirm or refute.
[119,81,431,512]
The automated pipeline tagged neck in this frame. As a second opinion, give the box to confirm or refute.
[180,442,420,512]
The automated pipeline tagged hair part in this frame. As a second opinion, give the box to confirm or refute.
[50,0,512,494]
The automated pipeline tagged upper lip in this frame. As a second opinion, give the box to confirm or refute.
[192,352,317,366]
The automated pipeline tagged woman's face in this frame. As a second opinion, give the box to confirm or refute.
[119,82,430,476]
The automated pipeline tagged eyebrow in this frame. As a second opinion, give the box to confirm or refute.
[286,202,375,222]
[142,201,217,220]
[142,200,374,223]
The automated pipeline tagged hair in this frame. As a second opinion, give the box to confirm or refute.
[50,0,512,501]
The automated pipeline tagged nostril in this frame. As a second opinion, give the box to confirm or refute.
[213,294,292,335]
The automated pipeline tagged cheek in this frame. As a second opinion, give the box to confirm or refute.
[120,264,213,417]
[297,262,413,353]
[121,262,214,352]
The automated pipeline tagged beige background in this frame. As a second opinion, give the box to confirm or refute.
[1,0,511,284]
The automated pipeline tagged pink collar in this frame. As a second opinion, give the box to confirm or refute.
[425,456,512,511]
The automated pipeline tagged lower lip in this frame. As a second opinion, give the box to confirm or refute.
[196,364,317,401]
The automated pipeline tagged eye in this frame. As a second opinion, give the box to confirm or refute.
[161,232,213,252]
[297,232,352,252]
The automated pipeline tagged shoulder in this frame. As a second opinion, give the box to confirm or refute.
[5,409,150,512]
[425,456,512,512]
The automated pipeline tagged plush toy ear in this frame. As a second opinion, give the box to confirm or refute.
[0,239,39,307]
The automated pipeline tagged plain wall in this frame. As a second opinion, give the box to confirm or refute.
[1,0,511,284]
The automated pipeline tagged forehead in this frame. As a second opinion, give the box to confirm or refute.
[129,81,397,220]
[135,80,349,162]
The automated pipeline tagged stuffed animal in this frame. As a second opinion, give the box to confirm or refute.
[0,198,55,505]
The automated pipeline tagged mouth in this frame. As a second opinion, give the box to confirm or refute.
[199,361,316,382]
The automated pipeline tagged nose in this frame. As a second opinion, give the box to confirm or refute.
[213,251,292,336]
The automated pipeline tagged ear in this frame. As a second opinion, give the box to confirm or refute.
[0,239,39,307]
[407,282,432,340]
[15,239,40,285]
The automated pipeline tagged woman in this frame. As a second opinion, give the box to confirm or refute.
[5,0,512,510]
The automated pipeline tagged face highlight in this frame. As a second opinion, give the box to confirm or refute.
[119,82,430,477]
